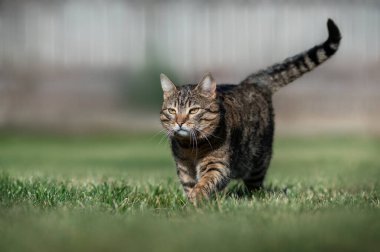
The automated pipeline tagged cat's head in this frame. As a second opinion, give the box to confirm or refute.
[159,73,220,140]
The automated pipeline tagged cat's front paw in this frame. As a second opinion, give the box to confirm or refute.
[188,187,209,205]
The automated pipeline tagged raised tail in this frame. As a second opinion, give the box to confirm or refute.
[242,19,342,93]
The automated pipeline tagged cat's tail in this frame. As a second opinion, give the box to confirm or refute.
[242,19,341,93]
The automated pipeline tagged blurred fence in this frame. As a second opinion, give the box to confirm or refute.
[0,0,379,134]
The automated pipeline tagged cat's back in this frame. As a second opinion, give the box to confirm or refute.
[216,83,273,125]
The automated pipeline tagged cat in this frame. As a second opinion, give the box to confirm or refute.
[159,19,341,204]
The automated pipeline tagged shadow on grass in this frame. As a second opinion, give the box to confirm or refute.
[224,182,289,200]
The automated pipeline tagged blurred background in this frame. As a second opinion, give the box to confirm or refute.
[1,2,379,251]
[0,0,379,135]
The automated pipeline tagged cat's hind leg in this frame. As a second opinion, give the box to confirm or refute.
[243,156,271,191]
[243,176,264,191]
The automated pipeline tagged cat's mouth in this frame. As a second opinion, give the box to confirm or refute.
[173,124,191,138]
[175,129,190,137]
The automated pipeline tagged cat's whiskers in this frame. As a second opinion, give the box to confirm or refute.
[190,129,195,154]
[195,128,213,151]
[191,129,198,158]
[204,131,222,140]
[190,129,195,153]
[158,134,167,146]
[158,129,174,146]
[153,129,169,146]
[150,129,167,140]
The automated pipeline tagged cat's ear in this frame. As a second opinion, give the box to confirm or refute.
[160,73,177,98]
[196,72,216,98]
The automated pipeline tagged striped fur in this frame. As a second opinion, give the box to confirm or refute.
[243,19,341,93]
[160,19,341,204]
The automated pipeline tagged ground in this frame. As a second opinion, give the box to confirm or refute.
[0,133,379,252]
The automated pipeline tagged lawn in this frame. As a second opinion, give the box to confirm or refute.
[0,133,379,252]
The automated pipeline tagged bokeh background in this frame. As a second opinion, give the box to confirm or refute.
[0,0,379,135]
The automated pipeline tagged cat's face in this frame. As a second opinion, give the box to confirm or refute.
[160,73,220,140]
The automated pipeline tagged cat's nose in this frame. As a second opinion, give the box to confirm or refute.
[176,116,186,127]
[177,122,184,127]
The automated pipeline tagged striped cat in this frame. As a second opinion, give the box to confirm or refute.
[160,19,341,204]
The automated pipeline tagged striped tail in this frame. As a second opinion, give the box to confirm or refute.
[243,19,342,93]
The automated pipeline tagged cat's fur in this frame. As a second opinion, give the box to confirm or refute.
[160,19,341,203]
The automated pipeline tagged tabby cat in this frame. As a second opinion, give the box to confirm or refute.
[159,19,341,204]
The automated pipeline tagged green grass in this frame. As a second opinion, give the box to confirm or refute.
[0,133,380,252]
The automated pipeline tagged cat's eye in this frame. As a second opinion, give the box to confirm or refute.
[168,108,176,114]
[189,108,200,114]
